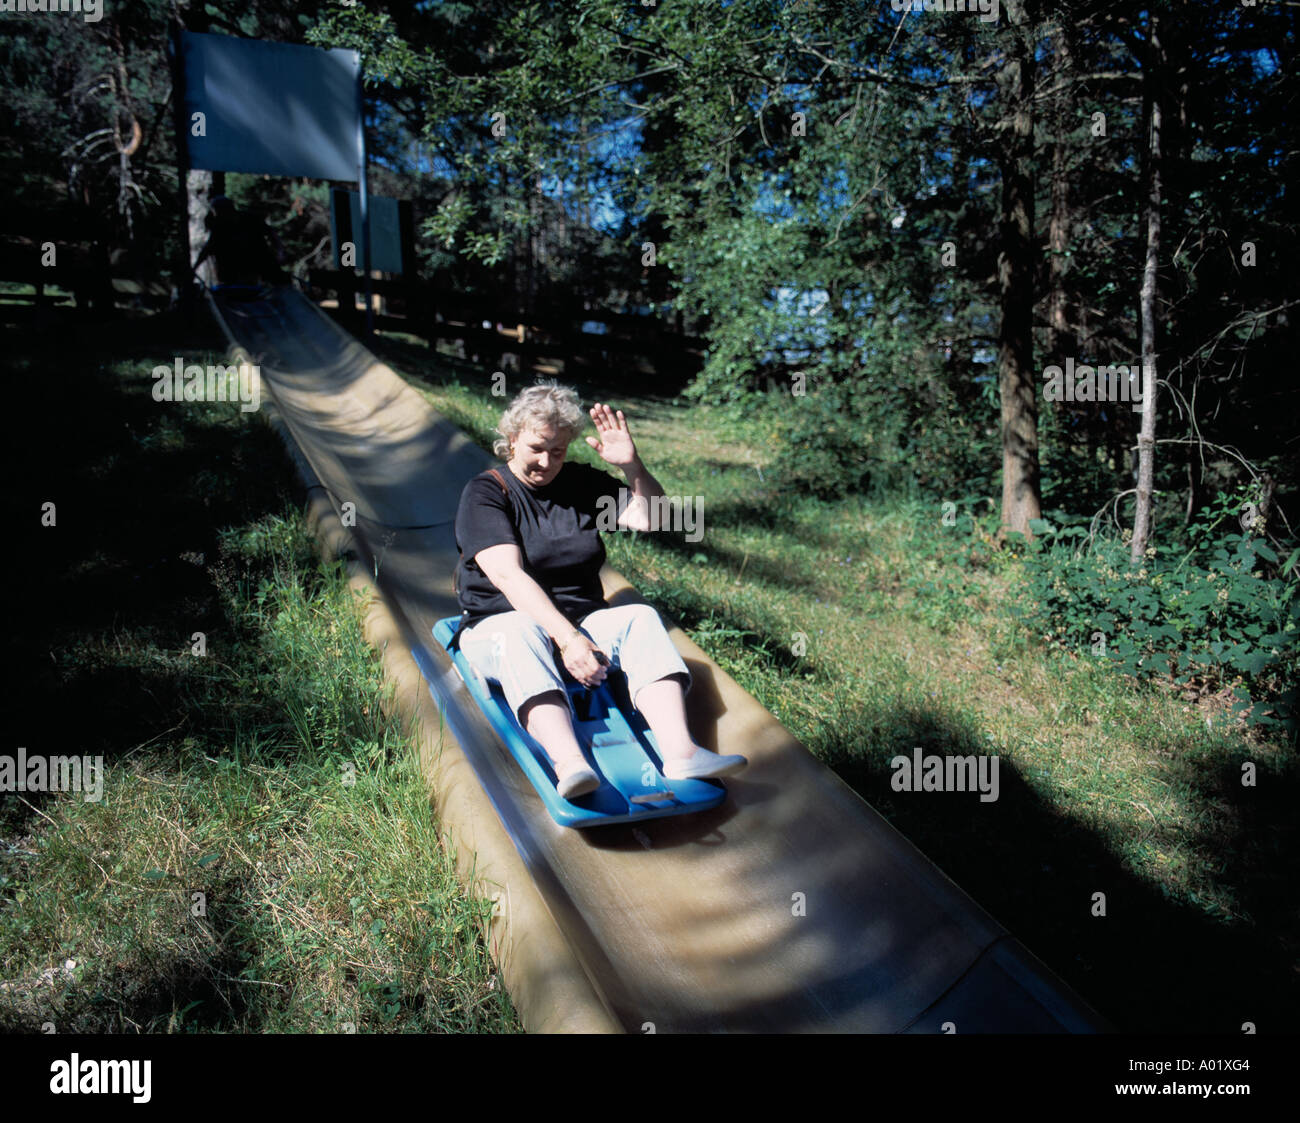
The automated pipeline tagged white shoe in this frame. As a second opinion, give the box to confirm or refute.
[662,747,747,781]
[556,761,600,800]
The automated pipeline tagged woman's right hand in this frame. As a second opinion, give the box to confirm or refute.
[560,632,609,688]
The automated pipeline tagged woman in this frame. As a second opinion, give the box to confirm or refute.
[452,381,747,799]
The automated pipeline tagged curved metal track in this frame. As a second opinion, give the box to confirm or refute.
[207,286,1109,1033]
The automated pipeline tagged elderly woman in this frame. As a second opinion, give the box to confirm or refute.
[451,381,747,799]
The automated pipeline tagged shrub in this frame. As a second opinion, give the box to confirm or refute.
[1013,495,1299,735]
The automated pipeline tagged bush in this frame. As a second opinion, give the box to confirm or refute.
[773,384,999,499]
[1013,495,1300,735]
[770,382,874,497]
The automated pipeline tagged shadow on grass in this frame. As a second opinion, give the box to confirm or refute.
[0,946,257,1034]
[623,521,838,599]
[10,311,298,757]
[0,851,270,1033]
[646,590,1298,1033]
[822,710,1298,1033]
[4,310,305,1031]
[631,579,809,679]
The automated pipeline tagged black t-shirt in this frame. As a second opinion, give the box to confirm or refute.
[453,461,624,632]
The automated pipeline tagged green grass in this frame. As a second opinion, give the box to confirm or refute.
[383,332,1298,1034]
[2,319,521,1033]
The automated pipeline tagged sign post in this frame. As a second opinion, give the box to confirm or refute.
[356,62,372,337]
[172,29,368,328]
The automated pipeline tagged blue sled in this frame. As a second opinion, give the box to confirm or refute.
[433,617,727,828]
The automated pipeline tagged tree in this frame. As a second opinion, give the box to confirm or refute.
[994,0,1043,536]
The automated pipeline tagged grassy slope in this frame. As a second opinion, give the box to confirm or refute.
[2,314,520,1033]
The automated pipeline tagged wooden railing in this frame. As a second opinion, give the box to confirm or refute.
[0,240,116,317]
[306,268,707,380]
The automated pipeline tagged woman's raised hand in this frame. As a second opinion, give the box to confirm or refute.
[586,402,637,468]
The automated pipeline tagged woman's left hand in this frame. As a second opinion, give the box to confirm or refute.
[586,403,637,468]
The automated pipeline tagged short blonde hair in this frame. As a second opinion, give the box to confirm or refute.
[493,380,586,459]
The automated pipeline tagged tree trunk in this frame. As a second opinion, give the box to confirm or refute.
[187,169,215,285]
[996,0,1042,538]
[1131,11,1163,564]
[1047,21,1075,363]
[1047,20,1084,459]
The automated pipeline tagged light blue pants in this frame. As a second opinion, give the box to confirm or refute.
[458,604,691,722]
